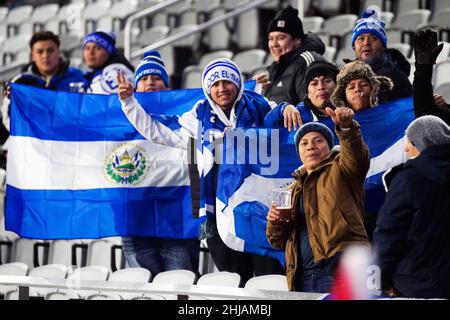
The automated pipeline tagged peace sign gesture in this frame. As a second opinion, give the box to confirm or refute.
[117,69,134,101]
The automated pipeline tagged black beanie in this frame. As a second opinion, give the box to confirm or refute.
[267,5,304,39]
[304,61,339,90]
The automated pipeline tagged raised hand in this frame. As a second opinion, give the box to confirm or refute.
[117,69,134,101]
[253,72,272,90]
[413,29,444,65]
[325,106,354,129]
[283,104,303,131]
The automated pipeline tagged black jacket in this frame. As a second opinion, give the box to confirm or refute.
[368,51,412,103]
[374,144,450,299]
[264,33,325,105]
[413,63,450,125]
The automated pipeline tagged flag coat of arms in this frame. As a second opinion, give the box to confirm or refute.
[6,83,202,239]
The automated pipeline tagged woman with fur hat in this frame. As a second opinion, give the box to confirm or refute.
[118,58,293,285]
[331,60,393,112]
[374,115,450,299]
[266,106,370,292]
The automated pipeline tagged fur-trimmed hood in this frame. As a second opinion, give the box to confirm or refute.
[331,61,393,109]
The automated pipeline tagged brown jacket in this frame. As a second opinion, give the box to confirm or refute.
[266,122,370,291]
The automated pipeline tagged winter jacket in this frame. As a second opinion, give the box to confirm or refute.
[373,143,450,299]
[264,33,325,105]
[1,59,86,131]
[266,122,370,291]
[413,63,450,125]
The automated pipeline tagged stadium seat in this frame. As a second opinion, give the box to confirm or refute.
[323,46,337,63]
[181,65,202,89]
[81,0,112,34]
[45,265,110,299]
[29,4,60,33]
[435,82,450,101]
[5,5,33,37]
[334,47,355,67]
[244,274,289,291]
[391,9,431,32]
[10,238,48,270]
[302,16,324,33]
[151,269,197,300]
[233,49,267,78]
[196,271,241,287]
[3,264,68,299]
[0,262,28,298]
[434,61,450,89]
[198,50,233,69]
[45,3,85,36]
[388,42,411,59]
[432,0,450,12]
[203,7,230,51]
[235,8,260,51]
[137,25,170,48]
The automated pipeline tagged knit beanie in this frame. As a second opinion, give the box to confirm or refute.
[83,30,116,55]
[267,5,304,40]
[202,58,242,95]
[304,61,339,91]
[294,122,334,159]
[352,8,387,49]
[134,50,170,88]
[406,115,450,152]
[331,61,393,109]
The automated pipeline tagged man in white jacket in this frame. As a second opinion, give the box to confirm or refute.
[118,58,294,285]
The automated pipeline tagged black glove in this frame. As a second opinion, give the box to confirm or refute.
[413,29,444,65]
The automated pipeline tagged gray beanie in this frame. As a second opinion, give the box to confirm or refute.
[294,122,334,159]
[406,115,450,152]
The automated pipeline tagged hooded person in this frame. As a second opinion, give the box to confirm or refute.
[83,30,135,94]
[348,7,412,102]
[259,5,326,105]
[331,60,393,112]
[118,58,294,285]
[374,115,450,299]
[266,107,370,292]
[119,50,201,278]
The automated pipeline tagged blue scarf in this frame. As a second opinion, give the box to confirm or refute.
[195,90,271,220]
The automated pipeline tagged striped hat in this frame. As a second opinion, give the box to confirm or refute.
[352,8,387,49]
[83,30,116,55]
[202,58,242,96]
[134,50,169,88]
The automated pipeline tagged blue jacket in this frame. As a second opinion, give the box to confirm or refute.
[11,59,87,91]
[374,143,450,299]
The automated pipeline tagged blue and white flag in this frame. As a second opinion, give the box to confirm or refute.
[6,83,203,239]
[216,97,414,265]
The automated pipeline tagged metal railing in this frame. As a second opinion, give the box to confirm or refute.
[124,0,275,60]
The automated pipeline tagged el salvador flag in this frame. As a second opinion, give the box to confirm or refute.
[6,83,203,239]
[216,97,414,265]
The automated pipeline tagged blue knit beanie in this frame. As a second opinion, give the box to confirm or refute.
[352,8,387,49]
[294,122,334,159]
[202,58,241,95]
[83,30,116,55]
[134,50,170,88]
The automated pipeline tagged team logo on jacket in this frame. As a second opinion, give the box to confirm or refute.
[104,142,149,185]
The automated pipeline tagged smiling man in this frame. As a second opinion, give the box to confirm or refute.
[2,31,86,131]
[351,8,411,102]
[260,5,326,106]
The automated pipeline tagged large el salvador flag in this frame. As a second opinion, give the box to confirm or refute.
[6,83,203,239]
[216,97,414,265]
